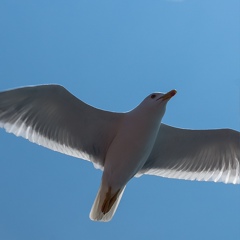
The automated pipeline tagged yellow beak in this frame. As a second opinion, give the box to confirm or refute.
[159,89,177,101]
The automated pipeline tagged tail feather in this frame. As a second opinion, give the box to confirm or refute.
[89,183,126,222]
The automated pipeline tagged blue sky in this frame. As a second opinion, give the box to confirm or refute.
[0,1,239,239]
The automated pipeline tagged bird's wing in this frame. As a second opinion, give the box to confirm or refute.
[0,85,123,169]
[139,124,240,184]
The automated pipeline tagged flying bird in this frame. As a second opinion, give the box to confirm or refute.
[0,85,239,222]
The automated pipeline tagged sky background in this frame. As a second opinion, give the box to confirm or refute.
[0,1,240,240]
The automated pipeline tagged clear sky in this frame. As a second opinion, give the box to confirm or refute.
[0,1,240,240]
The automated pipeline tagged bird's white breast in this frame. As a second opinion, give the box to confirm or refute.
[103,110,162,189]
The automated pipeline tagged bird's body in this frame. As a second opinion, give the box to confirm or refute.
[90,92,168,221]
[104,104,164,187]
[0,84,239,222]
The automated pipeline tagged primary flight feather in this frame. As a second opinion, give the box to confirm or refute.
[0,85,239,222]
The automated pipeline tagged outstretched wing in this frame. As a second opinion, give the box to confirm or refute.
[0,85,123,169]
[140,124,240,184]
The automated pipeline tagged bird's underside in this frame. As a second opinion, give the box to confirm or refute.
[0,84,239,222]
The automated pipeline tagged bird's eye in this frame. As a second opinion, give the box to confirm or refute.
[151,94,156,99]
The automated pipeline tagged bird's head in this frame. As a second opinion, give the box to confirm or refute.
[134,89,177,119]
[142,89,177,107]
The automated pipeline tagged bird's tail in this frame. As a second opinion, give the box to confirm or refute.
[89,182,126,222]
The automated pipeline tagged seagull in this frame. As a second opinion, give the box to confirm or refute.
[0,85,239,222]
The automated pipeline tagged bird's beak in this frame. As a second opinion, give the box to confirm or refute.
[158,90,177,101]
